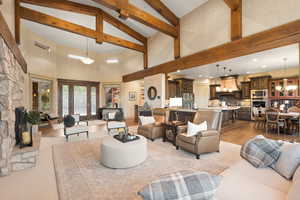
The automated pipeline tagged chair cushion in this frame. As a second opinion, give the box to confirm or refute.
[287,178,300,200]
[240,135,283,168]
[65,125,88,135]
[107,121,126,129]
[138,171,221,200]
[294,166,300,182]
[139,124,155,132]
[177,133,197,144]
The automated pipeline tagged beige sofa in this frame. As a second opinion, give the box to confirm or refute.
[216,151,293,200]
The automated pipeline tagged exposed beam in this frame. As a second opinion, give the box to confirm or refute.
[123,18,300,82]
[20,0,147,44]
[91,0,178,37]
[0,10,27,73]
[15,0,21,44]
[117,0,129,19]
[224,0,240,10]
[144,0,179,26]
[144,42,148,69]
[174,22,180,59]
[102,12,146,44]
[20,7,145,52]
[96,12,103,43]
[103,34,145,52]
[20,7,97,38]
[231,0,242,41]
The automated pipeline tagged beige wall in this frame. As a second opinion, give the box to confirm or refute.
[148,0,300,68]
[20,26,143,118]
[193,79,210,108]
[144,74,166,108]
[0,0,15,35]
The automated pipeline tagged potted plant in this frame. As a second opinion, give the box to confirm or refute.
[26,111,41,135]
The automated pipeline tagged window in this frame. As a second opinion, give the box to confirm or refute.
[62,85,69,116]
[58,79,99,119]
[74,86,87,116]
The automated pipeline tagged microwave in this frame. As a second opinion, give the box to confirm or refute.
[251,89,268,99]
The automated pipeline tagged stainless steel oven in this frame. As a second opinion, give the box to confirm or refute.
[251,89,268,99]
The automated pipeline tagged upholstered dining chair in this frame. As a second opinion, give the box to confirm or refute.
[175,109,223,159]
[265,110,286,136]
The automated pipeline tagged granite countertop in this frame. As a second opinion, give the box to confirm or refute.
[167,107,241,112]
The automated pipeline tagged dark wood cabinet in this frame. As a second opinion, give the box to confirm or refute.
[167,78,193,98]
[269,78,300,99]
[236,107,251,121]
[241,81,251,99]
[250,76,270,90]
[209,84,220,100]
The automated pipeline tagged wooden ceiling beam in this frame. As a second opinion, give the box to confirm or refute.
[231,0,242,41]
[123,18,300,82]
[0,10,27,72]
[103,34,145,52]
[20,0,147,44]
[144,0,179,26]
[19,7,145,52]
[91,0,178,37]
[224,0,240,10]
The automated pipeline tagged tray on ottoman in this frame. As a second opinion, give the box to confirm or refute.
[113,135,140,143]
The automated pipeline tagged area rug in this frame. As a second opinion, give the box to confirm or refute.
[52,139,240,200]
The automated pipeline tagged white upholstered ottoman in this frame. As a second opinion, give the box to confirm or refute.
[100,135,148,169]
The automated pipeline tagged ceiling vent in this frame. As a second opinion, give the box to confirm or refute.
[34,41,51,52]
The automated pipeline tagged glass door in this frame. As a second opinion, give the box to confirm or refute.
[58,79,99,120]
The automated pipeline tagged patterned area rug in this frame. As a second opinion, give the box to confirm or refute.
[52,138,240,200]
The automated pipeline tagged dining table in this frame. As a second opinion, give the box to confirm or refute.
[265,112,300,135]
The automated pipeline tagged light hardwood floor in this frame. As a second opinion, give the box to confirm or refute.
[40,120,300,145]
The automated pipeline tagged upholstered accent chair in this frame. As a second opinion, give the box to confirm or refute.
[137,108,166,141]
[175,110,223,159]
[64,114,89,142]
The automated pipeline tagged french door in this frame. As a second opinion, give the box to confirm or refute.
[58,79,99,120]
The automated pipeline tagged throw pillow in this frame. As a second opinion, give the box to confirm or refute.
[240,135,283,168]
[64,115,75,127]
[187,121,207,137]
[139,116,156,125]
[138,171,221,200]
[274,144,300,179]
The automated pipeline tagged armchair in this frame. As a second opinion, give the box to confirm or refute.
[175,110,223,159]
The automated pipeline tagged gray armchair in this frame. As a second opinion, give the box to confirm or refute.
[175,110,223,159]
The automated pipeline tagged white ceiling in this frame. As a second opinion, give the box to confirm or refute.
[172,44,300,79]
[21,0,208,54]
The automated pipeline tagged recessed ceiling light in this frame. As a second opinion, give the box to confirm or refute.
[253,58,258,62]
[261,65,267,68]
[177,70,181,73]
[106,58,119,64]
[199,75,202,77]
[246,72,250,74]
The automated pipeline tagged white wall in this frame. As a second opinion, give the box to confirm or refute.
[193,79,210,108]
[144,74,165,108]
[20,26,144,119]
[0,0,15,35]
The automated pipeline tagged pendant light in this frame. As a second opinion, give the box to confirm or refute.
[275,58,297,91]
[81,38,94,65]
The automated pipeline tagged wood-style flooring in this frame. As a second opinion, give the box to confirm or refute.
[40,120,300,145]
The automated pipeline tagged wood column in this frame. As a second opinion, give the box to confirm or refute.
[230,0,242,41]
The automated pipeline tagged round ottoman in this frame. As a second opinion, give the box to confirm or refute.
[100,135,148,169]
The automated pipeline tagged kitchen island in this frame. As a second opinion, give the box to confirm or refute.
[167,107,240,127]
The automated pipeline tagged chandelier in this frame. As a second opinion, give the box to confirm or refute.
[275,58,297,91]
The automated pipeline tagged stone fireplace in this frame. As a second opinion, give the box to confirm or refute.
[0,37,25,176]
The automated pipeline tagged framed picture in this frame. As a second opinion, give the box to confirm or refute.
[129,91,136,101]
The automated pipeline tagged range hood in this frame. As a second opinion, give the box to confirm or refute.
[217,75,240,92]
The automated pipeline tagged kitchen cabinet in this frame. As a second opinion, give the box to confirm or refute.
[241,81,251,99]
[236,107,251,121]
[250,76,271,90]
[167,78,193,98]
[269,78,299,99]
[209,84,220,100]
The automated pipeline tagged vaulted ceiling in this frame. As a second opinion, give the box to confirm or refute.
[21,0,208,54]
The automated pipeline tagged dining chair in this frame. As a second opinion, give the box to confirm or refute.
[265,111,286,136]
[253,107,266,129]
[287,107,300,136]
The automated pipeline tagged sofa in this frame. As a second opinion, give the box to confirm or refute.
[176,110,223,159]
[216,157,292,200]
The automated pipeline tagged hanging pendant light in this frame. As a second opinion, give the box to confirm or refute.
[81,38,94,65]
[275,58,297,91]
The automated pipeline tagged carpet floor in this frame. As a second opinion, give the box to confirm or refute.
[52,135,241,200]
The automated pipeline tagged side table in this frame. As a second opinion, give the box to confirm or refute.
[162,121,186,146]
